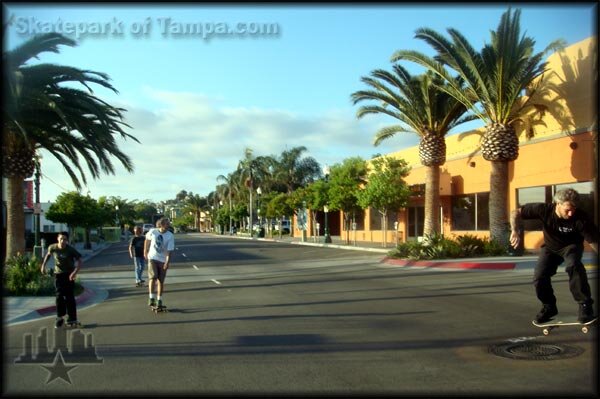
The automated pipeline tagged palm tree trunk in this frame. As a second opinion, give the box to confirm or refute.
[6,176,26,261]
[489,161,509,245]
[423,165,440,237]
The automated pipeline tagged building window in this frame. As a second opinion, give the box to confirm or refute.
[369,208,399,230]
[516,181,594,231]
[451,192,489,231]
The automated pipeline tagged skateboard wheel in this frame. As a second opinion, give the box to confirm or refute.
[543,328,550,336]
[582,326,588,334]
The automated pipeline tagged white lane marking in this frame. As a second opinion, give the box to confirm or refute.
[211,279,221,285]
[193,265,199,270]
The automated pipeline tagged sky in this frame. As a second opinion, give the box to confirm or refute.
[3,2,597,204]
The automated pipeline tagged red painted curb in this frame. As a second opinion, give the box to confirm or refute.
[36,287,96,316]
[381,257,516,270]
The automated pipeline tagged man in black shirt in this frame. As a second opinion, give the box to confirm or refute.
[510,188,598,323]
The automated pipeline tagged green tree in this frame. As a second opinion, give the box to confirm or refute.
[45,191,105,249]
[352,66,474,237]
[391,8,565,243]
[357,157,411,247]
[2,33,137,260]
[327,157,368,245]
[133,201,159,224]
[266,193,295,238]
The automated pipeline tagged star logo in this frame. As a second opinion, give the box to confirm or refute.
[41,351,78,384]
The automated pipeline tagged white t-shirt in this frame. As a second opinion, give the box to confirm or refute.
[145,228,175,263]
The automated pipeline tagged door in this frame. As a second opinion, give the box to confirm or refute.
[407,206,424,242]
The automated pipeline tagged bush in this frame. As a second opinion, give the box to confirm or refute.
[4,253,83,296]
[389,233,509,260]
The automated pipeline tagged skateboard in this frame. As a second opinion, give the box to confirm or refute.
[532,317,597,335]
[150,305,168,314]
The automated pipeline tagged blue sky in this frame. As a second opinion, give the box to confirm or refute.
[3,3,597,204]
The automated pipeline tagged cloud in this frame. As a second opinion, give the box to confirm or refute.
[39,88,419,203]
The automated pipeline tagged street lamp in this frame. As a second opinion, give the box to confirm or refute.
[115,205,120,228]
[323,165,332,243]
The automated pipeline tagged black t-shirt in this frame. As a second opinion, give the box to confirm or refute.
[521,203,599,251]
[129,236,146,257]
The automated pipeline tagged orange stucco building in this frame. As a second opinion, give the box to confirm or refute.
[303,36,597,250]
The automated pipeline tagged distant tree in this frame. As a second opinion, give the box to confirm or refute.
[357,157,411,247]
[327,157,368,244]
[45,191,105,249]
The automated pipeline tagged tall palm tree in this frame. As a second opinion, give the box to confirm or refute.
[216,172,239,234]
[3,33,138,260]
[352,66,475,237]
[236,148,272,235]
[184,193,206,232]
[391,8,564,243]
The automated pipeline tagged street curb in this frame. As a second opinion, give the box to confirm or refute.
[381,257,516,270]
[36,287,96,316]
[230,234,391,253]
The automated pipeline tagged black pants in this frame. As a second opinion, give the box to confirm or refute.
[533,244,593,306]
[55,273,77,321]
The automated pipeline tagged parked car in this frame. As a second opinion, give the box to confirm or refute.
[142,223,154,234]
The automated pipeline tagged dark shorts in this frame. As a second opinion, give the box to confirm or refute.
[148,259,167,283]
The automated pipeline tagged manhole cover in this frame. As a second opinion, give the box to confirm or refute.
[489,341,584,360]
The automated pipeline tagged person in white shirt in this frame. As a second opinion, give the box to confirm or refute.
[144,217,175,309]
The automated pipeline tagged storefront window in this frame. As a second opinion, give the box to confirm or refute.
[451,192,489,231]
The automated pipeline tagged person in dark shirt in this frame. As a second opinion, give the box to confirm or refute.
[129,226,146,286]
[40,231,83,328]
[510,188,598,323]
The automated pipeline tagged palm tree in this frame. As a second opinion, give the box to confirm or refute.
[272,146,322,194]
[216,172,239,234]
[3,33,138,260]
[352,66,475,237]
[236,148,273,236]
[184,193,206,232]
[391,8,564,243]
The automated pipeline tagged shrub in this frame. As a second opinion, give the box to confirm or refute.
[4,253,83,296]
[389,233,509,260]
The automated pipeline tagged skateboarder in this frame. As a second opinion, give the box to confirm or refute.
[510,188,598,323]
[129,226,146,286]
[144,218,175,309]
[40,232,83,328]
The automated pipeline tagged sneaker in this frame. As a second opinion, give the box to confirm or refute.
[148,298,156,307]
[535,304,558,323]
[66,320,81,328]
[157,299,163,308]
[578,302,595,323]
[54,317,64,329]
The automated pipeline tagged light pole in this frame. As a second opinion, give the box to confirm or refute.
[256,187,262,237]
[323,165,332,243]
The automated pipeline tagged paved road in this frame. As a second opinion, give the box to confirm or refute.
[4,234,597,395]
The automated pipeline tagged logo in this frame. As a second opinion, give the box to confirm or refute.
[14,327,103,385]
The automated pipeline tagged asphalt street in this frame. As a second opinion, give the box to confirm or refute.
[3,234,598,396]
